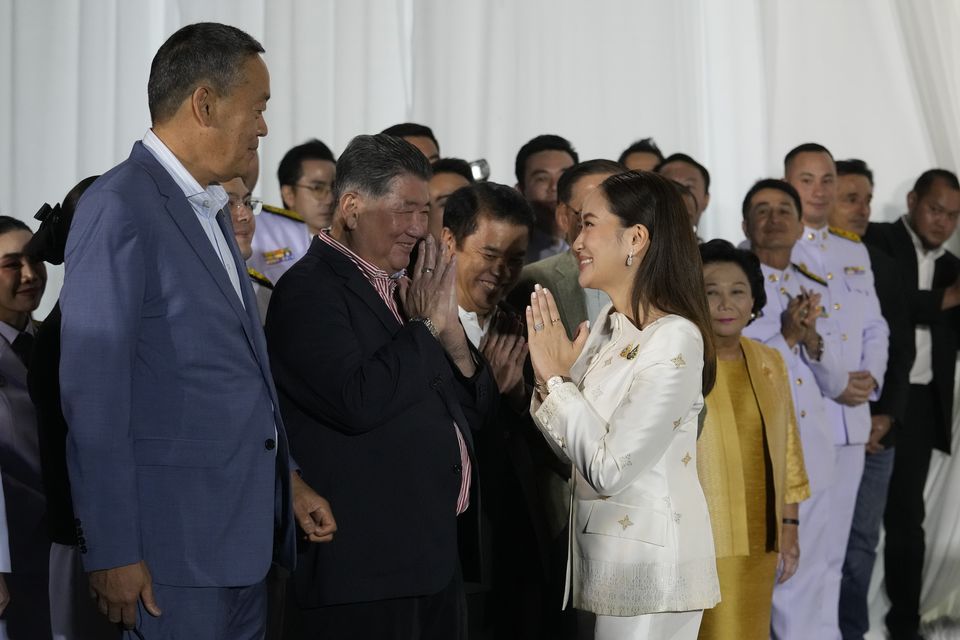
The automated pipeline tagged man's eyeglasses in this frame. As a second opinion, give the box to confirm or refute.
[229,198,263,215]
[294,182,333,198]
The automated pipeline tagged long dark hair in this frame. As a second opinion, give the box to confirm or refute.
[600,171,716,395]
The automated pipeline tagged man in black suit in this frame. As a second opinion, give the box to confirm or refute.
[863,168,960,640]
[832,160,916,640]
[266,134,495,639]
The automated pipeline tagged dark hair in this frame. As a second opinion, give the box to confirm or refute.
[784,142,834,173]
[514,134,579,189]
[912,169,960,201]
[836,158,874,185]
[333,134,431,205]
[381,123,439,151]
[672,181,699,212]
[277,139,336,188]
[741,179,803,220]
[431,158,475,184]
[655,153,711,194]
[24,176,100,264]
[699,239,767,319]
[147,22,265,124]
[557,159,624,206]
[443,182,536,247]
[0,216,31,236]
[618,138,664,166]
[599,171,716,394]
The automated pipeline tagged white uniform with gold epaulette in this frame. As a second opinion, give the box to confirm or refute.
[778,226,890,640]
[532,308,719,639]
[247,205,313,285]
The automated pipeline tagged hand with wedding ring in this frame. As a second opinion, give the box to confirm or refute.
[525,284,590,385]
[399,234,458,337]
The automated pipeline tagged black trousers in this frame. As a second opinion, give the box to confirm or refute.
[283,566,466,640]
[883,383,939,639]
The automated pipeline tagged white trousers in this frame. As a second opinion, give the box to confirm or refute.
[595,609,704,640]
[771,444,865,639]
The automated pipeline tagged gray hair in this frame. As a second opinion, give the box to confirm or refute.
[148,22,264,124]
[332,134,431,204]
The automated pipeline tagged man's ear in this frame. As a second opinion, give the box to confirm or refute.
[701,192,711,212]
[191,86,215,127]
[907,190,917,214]
[280,185,296,211]
[340,192,362,230]
[440,227,457,254]
[555,202,571,236]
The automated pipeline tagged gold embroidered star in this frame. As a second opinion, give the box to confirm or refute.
[672,419,681,430]
[671,354,686,368]
[618,515,634,530]
[681,452,692,466]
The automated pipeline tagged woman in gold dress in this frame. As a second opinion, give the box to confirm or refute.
[697,240,810,639]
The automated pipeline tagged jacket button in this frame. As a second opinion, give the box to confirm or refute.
[77,536,86,545]
[79,545,88,553]
[452,464,462,474]
[264,439,276,451]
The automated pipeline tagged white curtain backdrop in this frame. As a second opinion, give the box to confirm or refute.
[2,0,960,633]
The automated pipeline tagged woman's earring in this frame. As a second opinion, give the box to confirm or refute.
[626,251,634,267]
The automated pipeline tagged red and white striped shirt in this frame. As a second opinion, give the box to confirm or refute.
[317,231,471,514]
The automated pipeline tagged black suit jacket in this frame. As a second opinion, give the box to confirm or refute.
[865,244,916,443]
[265,236,496,607]
[864,219,960,452]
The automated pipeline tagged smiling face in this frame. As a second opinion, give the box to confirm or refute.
[574,187,642,298]
[743,187,804,253]
[444,214,528,317]
[0,229,46,329]
[342,174,431,273]
[785,151,836,228]
[205,55,270,185]
[703,261,754,341]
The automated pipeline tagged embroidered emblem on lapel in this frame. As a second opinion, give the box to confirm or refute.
[672,511,682,523]
[619,344,639,360]
[681,452,692,466]
[618,515,634,530]
[843,265,866,276]
[673,419,682,430]
[671,354,686,368]
[619,454,632,467]
[603,356,613,367]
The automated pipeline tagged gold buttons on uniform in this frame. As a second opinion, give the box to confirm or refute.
[795,378,803,386]
[833,303,841,310]
[769,273,779,282]
[827,273,834,280]
[807,232,815,240]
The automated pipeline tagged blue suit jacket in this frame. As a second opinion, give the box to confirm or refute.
[59,142,296,586]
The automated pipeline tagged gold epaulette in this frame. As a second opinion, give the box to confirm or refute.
[828,226,861,243]
[247,267,274,289]
[792,262,828,287]
[261,204,305,223]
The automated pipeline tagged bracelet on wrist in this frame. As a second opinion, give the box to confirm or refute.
[410,316,439,340]
[782,518,800,526]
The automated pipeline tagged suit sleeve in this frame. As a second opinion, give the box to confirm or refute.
[772,354,810,504]
[857,250,890,399]
[60,188,144,571]
[532,322,703,497]
[869,257,915,421]
[267,274,478,435]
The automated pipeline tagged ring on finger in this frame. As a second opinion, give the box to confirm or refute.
[551,318,561,325]
[422,267,434,274]
[533,322,545,332]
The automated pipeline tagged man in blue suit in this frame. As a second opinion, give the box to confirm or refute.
[59,22,335,638]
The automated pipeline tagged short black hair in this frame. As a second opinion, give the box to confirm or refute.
[0,216,31,236]
[912,169,960,201]
[655,153,711,194]
[431,158,475,184]
[617,138,664,166]
[557,159,624,205]
[836,159,874,186]
[443,182,535,247]
[742,179,803,220]
[277,139,336,188]
[514,134,579,189]
[333,134,431,205]
[381,123,439,151]
[699,239,767,319]
[147,22,264,124]
[784,142,834,173]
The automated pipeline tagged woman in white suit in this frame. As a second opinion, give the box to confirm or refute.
[525,171,720,640]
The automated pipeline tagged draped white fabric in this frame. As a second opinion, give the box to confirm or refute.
[2,0,960,633]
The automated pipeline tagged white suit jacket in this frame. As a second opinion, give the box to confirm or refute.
[532,308,720,616]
